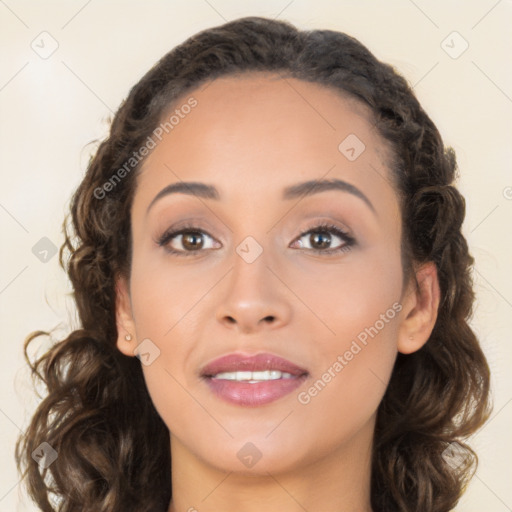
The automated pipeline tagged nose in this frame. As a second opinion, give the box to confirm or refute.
[215,249,292,334]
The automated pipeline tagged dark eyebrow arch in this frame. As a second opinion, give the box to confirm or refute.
[146,182,219,214]
[282,179,376,215]
[146,178,376,216]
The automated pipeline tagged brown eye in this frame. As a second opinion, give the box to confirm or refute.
[157,227,220,256]
[181,232,205,251]
[290,223,355,255]
[308,231,332,250]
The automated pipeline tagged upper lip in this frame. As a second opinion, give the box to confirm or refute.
[200,352,308,377]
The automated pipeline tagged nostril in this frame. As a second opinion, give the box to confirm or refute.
[263,315,275,323]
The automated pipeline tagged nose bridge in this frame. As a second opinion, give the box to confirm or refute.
[231,235,269,296]
[215,233,291,332]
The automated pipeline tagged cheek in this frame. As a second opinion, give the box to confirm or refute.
[128,259,216,431]
[140,362,201,434]
[129,252,219,336]
[290,243,402,422]
[289,238,404,341]
[295,300,401,453]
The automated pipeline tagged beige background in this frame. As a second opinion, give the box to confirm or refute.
[1,1,511,510]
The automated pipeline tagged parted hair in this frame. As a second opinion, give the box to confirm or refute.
[16,16,491,512]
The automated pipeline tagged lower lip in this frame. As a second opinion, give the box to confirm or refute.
[204,375,308,407]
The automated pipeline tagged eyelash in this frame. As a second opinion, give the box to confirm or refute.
[156,221,355,257]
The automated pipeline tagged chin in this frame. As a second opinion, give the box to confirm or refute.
[189,431,314,477]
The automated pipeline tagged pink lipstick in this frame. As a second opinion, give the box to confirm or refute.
[200,352,308,407]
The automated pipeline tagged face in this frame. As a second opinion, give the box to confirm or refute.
[116,73,432,476]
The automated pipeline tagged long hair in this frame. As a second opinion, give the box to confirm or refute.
[15,16,491,512]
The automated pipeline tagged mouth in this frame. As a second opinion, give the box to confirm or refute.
[208,369,297,382]
[200,352,309,407]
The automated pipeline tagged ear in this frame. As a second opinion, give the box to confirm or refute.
[115,274,137,357]
[397,261,441,354]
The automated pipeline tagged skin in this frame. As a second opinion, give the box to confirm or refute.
[115,73,440,512]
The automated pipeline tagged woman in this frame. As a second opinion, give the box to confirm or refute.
[16,16,491,512]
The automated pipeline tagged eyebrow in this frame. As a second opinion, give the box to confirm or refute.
[146,178,376,215]
[282,179,376,214]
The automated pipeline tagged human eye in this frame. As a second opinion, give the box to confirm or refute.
[156,222,220,256]
[290,222,355,255]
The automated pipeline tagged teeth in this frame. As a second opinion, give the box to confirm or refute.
[212,370,295,382]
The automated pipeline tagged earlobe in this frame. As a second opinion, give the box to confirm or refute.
[397,262,441,355]
[115,274,137,357]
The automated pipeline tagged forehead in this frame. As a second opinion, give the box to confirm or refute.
[134,72,397,215]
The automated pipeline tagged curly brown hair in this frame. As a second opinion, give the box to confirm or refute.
[15,16,491,512]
